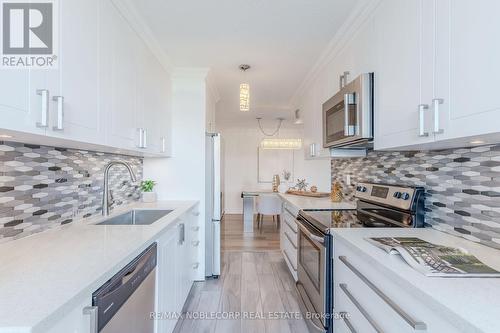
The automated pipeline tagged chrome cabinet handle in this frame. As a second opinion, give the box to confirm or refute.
[283,249,297,271]
[418,104,429,137]
[160,136,166,153]
[83,306,98,333]
[284,231,297,249]
[340,283,384,333]
[52,96,64,131]
[340,312,357,333]
[178,223,185,244]
[432,98,444,134]
[339,256,427,330]
[142,128,148,148]
[36,89,49,128]
[137,128,148,149]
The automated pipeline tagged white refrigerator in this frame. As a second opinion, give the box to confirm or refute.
[205,133,223,278]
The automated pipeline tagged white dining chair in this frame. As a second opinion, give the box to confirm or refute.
[256,194,282,230]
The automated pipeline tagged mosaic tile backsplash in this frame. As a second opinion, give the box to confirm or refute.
[0,142,143,243]
[331,145,500,249]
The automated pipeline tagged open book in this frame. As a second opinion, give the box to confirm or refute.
[366,237,500,277]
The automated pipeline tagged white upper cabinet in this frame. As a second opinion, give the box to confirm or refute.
[102,0,141,151]
[433,0,500,143]
[375,0,500,150]
[46,0,103,144]
[0,69,46,135]
[374,0,435,150]
[0,0,170,156]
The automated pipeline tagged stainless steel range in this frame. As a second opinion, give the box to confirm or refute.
[295,182,425,333]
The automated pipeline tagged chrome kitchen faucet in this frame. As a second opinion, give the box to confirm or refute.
[102,161,137,216]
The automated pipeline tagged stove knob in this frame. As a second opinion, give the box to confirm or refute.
[401,192,411,200]
[393,191,402,199]
[360,186,367,192]
[356,186,362,192]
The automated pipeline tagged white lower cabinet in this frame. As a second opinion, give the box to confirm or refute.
[334,238,460,333]
[281,204,298,281]
[156,207,200,333]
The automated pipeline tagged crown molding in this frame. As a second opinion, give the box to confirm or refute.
[111,0,173,73]
[289,0,382,106]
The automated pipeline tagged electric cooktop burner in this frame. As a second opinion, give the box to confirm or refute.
[298,182,425,233]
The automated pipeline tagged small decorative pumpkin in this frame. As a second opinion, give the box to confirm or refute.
[310,186,318,193]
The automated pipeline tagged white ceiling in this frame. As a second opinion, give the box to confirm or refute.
[134,0,359,125]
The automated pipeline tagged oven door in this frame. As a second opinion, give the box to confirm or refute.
[296,220,327,333]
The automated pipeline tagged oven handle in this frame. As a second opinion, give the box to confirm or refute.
[357,208,411,228]
[297,221,324,245]
[296,281,327,333]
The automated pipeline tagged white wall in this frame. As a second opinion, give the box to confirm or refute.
[218,123,330,214]
[144,68,212,280]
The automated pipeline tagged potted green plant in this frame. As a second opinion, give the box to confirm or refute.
[140,180,157,203]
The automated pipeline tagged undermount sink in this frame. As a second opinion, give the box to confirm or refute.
[97,209,173,226]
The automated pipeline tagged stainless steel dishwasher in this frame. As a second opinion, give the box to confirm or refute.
[86,243,157,333]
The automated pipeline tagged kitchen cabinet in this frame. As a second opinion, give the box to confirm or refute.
[45,0,103,144]
[432,0,500,144]
[0,0,171,157]
[373,0,435,150]
[375,0,500,150]
[334,237,461,333]
[281,201,298,281]
[156,207,200,333]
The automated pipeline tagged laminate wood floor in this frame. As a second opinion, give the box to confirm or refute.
[174,215,308,333]
[221,214,281,252]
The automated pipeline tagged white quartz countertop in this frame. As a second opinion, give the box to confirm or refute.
[331,228,500,333]
[279,193,356,211]
[0,200,198,333]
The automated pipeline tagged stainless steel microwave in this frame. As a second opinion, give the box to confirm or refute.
[322,73,374,148]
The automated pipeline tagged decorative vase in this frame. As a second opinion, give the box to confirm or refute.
[142,192,157,203]
[330,182,343,202]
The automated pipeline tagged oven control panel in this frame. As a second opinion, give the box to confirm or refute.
[355,182,419,211]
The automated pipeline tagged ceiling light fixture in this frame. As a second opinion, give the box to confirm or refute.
[294,109,303,125]
[470,140,486,145]
[257,117,284,137]
[239,64,250,112]
[0,134,12,139]
[260,138,302,150]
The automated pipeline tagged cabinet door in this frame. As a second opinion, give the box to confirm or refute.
[101,0,141,151]
[373,0,435,150]
[434,0,500,142]
[136,44,170,155]
[157,228,179,333]
[0,68,46,135]
[45,0,103,143]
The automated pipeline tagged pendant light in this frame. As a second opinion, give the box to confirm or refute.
[239,64,250,112]
[257,117,302,150]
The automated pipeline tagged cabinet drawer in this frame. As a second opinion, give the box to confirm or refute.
[334,239,461,333]
[283,210,298,234]
[283,201,300,217]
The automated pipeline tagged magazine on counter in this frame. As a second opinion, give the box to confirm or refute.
[366,237,500,277]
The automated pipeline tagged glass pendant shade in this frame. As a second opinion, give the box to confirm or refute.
[240,83,250,111]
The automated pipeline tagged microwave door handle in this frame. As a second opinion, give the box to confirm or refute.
[344,93,350,136]
[344,93,355,136]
